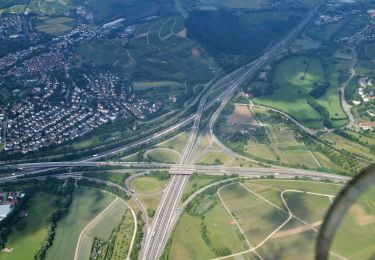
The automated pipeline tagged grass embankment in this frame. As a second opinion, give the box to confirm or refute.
[82,172,130,187]
[158,132,189,154]
[130,171,170,219]
[146,148,179,163]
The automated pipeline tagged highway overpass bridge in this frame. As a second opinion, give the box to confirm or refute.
[2,162,350,183]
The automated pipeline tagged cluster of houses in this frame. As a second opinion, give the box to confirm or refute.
[351,77,375,130]
[0,191,25,222]
[353,77,374,105]
[0,15,42,42]
[3,71,161,154]
[0,15,163,154]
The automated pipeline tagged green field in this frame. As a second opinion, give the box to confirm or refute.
[322,132,375,162]
[46,189,115,260]
[76,15,217,89]
[0,0,73,15]
[197,151,232,165]
[82,172,130,187]
[137,194,161,220]
[77,40,131,68]
[180,0,304,10]
[364,43,375,57]
[158,132,189,153]
[219,106,322,169]
[130,176,167,194]
[36,16,76,35]
[253,56,346,129]
[182,174,230,202]
[110,210,135,259]
[292,38,321,51]
[219,183,289,245]
[133,81,184,91]
[1,192,60,260]
[332,187,375,259]
[76,199,128,260]
[257,220,317,259]
[317,63,348,128]
[168,198,248,259]
[168,179,347,259]
[146,148,179,163]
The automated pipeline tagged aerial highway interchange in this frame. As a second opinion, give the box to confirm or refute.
[0,1,352,259]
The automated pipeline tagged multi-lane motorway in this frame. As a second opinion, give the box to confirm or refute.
[138,2,326,259]
[0,1,336,259]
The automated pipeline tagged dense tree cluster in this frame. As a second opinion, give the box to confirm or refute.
[309,82,330,99]
[148,170,170,181]
[306,97,332,128]
[186,9,300,63]
[130,212,144,260]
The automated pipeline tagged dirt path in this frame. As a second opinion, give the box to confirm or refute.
[74,197,138,260]
[217,185,253,249]
[74,198,119,260]
[217,184,265,260]
[210,184,346,260]
[339,47,357,129]
[250,104,319,136]
[272,220,322,239]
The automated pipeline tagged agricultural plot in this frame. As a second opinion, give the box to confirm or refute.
[257,220,317,259]
[331,187,375,259]
[227,104,259,125]
[0,0,73,16]
[218,104,323,169]
[110,210,135,260]
[245,141,277,161]
[81,0,174,23]
[322,132,375,161]
[218,183,289,245]
[76,199,128,260]
[168,199,248,260]
[46,189,115,260]
[169,179,345,259]
[77,40,131,68]
[76,15,217,90]
[36,16,76,35]
[291,38,321,52]
[1,192,60,260]
[180,0,299,11]
[265,126,320,168]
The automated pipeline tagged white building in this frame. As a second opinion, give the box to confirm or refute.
[0,204,13,221]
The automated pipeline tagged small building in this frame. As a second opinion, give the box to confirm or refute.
[0,204,13,221]
[359,122,373,130]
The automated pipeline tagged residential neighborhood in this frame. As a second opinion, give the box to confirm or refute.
[0,17,161,154]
